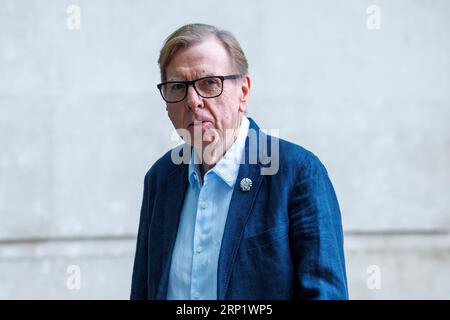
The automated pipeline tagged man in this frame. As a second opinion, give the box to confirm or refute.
[130,23,348,300]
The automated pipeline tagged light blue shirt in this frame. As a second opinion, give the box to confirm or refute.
[166,116,250,300]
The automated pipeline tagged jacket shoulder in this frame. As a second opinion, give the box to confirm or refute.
[144,143,188,182]
[276,137,327,176]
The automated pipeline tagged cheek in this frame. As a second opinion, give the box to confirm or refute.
[207,104,233,132]
[167,105,184,128]
[217,91,239,120]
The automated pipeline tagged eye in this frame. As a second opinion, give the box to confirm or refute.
[205,78,219,86]
[170,83,185,91]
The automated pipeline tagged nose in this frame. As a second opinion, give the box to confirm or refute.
[185,84,204,111]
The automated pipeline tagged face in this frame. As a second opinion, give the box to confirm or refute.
[164,36,251,163]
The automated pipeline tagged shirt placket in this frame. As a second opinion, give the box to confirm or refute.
[190,174,211,300]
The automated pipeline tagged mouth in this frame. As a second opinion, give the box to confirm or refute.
[188,120,214,128]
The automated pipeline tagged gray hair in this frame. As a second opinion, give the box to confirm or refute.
[158,23,249,82]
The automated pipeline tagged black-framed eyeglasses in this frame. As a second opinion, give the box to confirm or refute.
[157,74,242,103]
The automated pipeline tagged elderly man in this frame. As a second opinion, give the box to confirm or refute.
[131,23,348,300]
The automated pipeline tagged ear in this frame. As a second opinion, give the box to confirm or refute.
[238,75,251,113]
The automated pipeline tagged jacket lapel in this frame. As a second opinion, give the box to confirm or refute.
[154,154,189,299]
[217,118,265,299]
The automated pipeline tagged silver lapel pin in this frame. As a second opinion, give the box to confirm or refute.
[240,178,253,192]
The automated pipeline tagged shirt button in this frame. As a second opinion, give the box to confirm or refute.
[200,202,208,209]
[196,245,202,253]
[193,291,200,299]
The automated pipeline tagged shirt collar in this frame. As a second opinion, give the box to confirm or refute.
[188,116,250,188]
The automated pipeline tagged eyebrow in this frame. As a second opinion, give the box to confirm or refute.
[167,73,217,82]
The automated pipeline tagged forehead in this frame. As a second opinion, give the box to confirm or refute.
[166,37,232,80]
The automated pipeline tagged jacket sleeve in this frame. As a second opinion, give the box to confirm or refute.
[288,153,349,299]
[130,171,152,300]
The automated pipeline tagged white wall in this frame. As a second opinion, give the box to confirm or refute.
[1,0,449,299]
